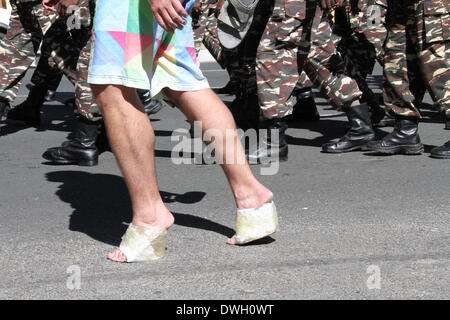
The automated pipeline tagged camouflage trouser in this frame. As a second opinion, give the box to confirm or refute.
[235,0,313,119]
[193,1,241,85]
[29,18,69,91]
[193,0,224,61]
[384,0,450,119]
[42,0,100,121]
[346,0,388,63]
[256,0,362,118]
[0,0,56,102]
[236,0,276,98]
[333,0,388,108]
[73,37,100,121]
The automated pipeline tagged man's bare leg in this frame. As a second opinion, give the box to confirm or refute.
[91,84,174,262]
[92,85,274,261]
[164,88,274,244]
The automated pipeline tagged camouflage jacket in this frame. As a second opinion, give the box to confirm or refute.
[424,0,450,15]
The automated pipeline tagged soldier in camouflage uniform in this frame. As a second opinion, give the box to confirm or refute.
[252,0,376,158]
[0,0,57,121]
[367,0,450,158]
[333,0,392,126]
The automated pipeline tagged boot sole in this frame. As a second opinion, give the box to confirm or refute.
[42,155,98,167]
[430,154,450,159]
[247,154,288,164]
[322,144,370,154]
[367,144,424,155]
[6,118,41,127]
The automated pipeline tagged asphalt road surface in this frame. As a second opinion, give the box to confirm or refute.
[0,51,449,300]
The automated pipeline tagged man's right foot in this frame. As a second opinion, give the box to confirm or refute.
[445,117,450,130]
[107,209,174,263]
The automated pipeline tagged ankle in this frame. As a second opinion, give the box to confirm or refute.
[132,205,174,229]
[234,182,273,210]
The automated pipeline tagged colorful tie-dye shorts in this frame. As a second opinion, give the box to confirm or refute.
[88,0,209,97]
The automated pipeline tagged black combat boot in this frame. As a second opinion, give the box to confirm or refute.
[322,103,375,153]
[247,118,288,163]
[373,111,395,127]
[366,116,424,155]
[370,102,396,127]
[7,85,48,126]
[430,140,450,159]
[0,99,9,121]
[137,89,165,115]
[288,89,320,122]
[42,117,100,166]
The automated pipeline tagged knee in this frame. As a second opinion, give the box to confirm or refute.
[91,84,137,111]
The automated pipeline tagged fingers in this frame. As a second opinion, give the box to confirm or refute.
[152,0,189,33]
[154,12,170,32]
[171,0,189,19]
[167,6,187,28]
[161,9,177,32]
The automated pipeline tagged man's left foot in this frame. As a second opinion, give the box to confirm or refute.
[445,117,450,130]
[430,140,450,159]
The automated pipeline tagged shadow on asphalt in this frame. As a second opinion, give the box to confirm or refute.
[0,104,74,137]
[45,171,237,246]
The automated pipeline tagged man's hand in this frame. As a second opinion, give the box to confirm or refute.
[319,0,340,9]
[42,0,80,16]
[150,0,189,33]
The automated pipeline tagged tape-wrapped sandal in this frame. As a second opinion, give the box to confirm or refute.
[229,201,279,245]
[118,223,168,262]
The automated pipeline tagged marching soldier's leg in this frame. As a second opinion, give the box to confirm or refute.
[334,7,386,126]
[7,18,67,126]
[245,0,293,162]
[41,0,102,166]
[288,71,320,122]
[368,0,436,155]
[43,38,102,166]
[418,1,450,158]
[29,46,64,101]
[0,0,53,120]
[298,4,373,153]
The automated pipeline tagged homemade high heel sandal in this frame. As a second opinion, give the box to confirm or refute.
[230,201,279,245]
[118,223,168,262]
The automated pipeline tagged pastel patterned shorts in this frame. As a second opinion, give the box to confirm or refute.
[88,0,209,96]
